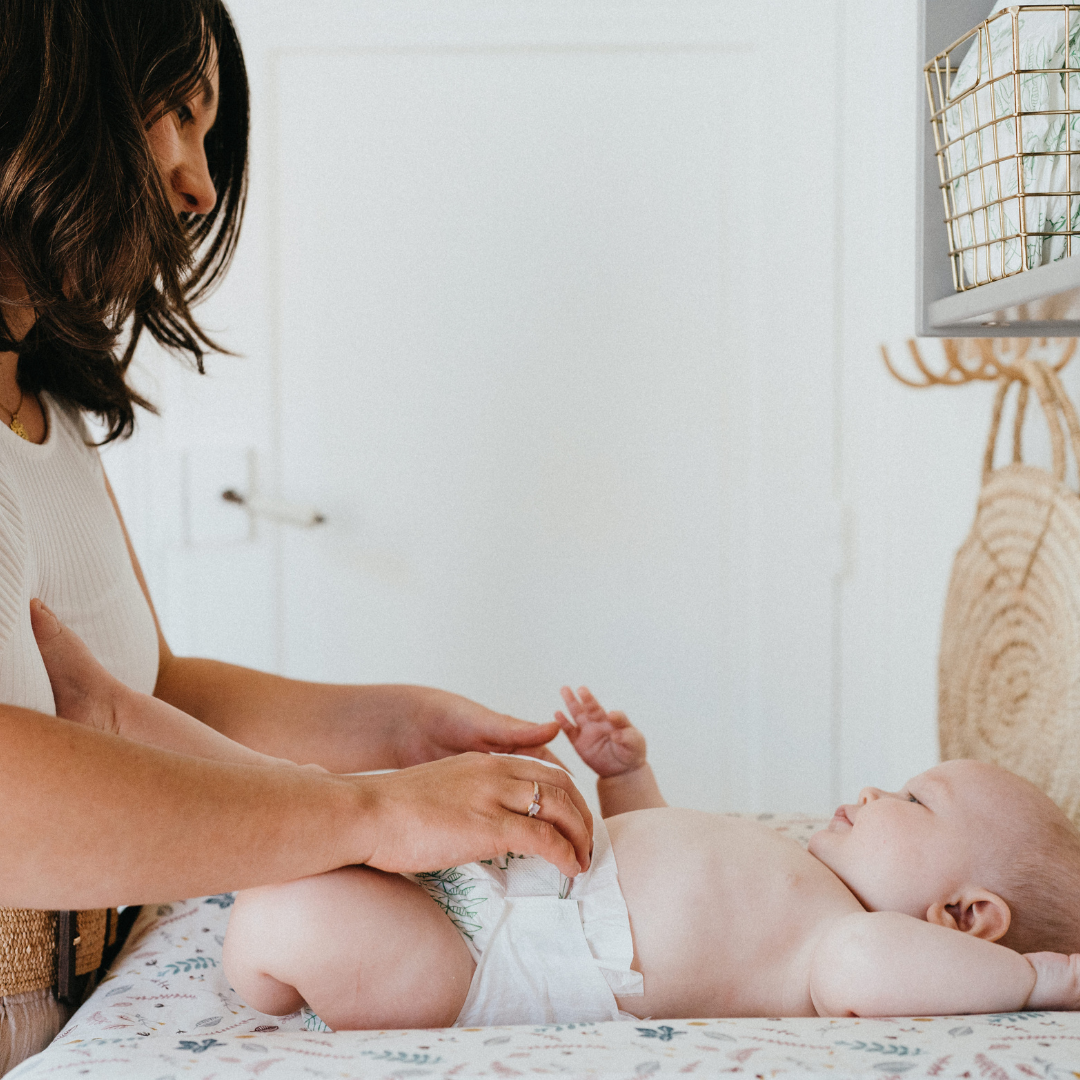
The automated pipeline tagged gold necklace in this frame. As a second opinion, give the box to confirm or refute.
[0,387,29,441]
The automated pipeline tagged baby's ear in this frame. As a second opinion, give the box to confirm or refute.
[926,889,1012,942]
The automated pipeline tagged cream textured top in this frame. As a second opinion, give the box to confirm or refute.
[0,396,159,713]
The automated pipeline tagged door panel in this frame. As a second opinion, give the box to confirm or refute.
[269,4,840,812]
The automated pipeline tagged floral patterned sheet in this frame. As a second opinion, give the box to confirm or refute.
[10,815,1080,1079]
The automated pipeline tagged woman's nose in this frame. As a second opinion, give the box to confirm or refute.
[170,152,217,216]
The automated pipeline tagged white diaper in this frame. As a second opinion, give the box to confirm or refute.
[301,775,644,1033]
[411,811,644,1027]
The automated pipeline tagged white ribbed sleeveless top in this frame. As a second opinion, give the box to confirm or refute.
[0,396,159,714]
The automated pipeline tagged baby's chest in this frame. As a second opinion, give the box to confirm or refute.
[623,824,856,1016]
[685,876,834,1014]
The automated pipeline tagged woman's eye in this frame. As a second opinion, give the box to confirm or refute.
[177,104,195,125]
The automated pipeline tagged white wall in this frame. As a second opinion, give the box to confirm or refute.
[103,0,1018,812]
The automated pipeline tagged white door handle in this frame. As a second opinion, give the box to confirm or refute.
[222,490,326,528]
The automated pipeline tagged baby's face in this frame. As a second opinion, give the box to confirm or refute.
[807,760,1030,917]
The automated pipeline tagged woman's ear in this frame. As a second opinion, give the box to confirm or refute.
[926,889,1012,942]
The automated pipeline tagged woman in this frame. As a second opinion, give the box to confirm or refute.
[0,0,590,1072]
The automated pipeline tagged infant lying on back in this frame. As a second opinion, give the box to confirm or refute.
[28,599,1080,1026]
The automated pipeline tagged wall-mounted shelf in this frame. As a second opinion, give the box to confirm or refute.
[917,0,1080,337]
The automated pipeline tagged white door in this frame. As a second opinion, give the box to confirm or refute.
[106,0,843,814]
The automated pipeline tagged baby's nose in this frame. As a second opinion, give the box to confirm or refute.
[857,786,885,804]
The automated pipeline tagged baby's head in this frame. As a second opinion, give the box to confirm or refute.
[808,759,1080,954]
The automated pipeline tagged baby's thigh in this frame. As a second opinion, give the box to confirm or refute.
[225,866,475,1029]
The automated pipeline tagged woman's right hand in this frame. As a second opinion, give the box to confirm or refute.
[350,752,593,878]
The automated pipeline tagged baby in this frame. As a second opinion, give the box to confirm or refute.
[27,600,1080,1026]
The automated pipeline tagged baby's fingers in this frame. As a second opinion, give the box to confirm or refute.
[607,710,632,729]
[555,710,581,744]
[559,686,586,720]
[576,686,610,720]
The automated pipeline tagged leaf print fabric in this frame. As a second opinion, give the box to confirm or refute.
[413,867,487,940]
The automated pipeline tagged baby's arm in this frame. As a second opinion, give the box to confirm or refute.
[555,687,666,817]
[31,599,301,769]
[809,911,1070,1017]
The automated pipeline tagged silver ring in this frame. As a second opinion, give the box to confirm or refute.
[527,781,541,818]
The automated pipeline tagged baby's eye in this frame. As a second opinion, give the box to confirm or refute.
[907,792,921,804]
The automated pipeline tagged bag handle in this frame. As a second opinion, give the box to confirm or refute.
[982,359,1080,491]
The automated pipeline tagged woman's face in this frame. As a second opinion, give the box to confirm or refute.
[145,44,220,217]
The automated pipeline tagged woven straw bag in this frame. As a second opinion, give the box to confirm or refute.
[939,359,1080,823]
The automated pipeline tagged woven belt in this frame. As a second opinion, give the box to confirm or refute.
[0,908,117,1003]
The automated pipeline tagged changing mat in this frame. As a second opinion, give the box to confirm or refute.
[943,1,1080,285]
[10,814,1080,1079]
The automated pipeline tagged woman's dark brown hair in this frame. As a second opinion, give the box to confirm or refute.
[0,0,249,442]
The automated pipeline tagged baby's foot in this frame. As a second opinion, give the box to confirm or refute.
[30,598,123,735]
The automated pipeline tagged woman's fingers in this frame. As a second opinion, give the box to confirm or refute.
[357,753,593,879]
[482,715,561,748]
[511,743,570,769]
[524,766,593,864]
[474,714,568,769]
[502,777,592,872]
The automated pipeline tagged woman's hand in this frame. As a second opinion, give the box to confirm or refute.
[353,752,593,878]
[153,666,569,774]
[388,688,564,768]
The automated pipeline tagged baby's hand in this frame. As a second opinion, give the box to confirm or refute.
[1024,952,1080,1010]
[555,686,647,778]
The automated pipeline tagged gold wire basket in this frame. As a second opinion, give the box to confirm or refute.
[927,5,1080,292]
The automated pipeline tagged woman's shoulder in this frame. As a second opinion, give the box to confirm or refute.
[35,396,112,478]
[45,395,95,447]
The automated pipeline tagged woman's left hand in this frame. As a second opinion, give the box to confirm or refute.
[152,657,566,773]
[390,688,564,767]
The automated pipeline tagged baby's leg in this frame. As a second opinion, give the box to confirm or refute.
[224,866,475,1030]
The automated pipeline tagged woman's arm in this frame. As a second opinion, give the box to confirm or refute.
[0,707,592,910]
[0,703,370,909]
[154,659,559,772]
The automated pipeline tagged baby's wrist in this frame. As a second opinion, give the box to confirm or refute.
[596,760,649,782]
[596,760,666,814]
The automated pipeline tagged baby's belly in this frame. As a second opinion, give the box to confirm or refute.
[607,808,859,1018]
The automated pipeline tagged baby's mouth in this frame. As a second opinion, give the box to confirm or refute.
[828,805,853,831]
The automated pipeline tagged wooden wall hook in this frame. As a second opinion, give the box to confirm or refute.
[881,338,1077,388]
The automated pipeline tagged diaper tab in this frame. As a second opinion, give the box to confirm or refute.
[503,854,571,899]
[455,896,620,1026]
